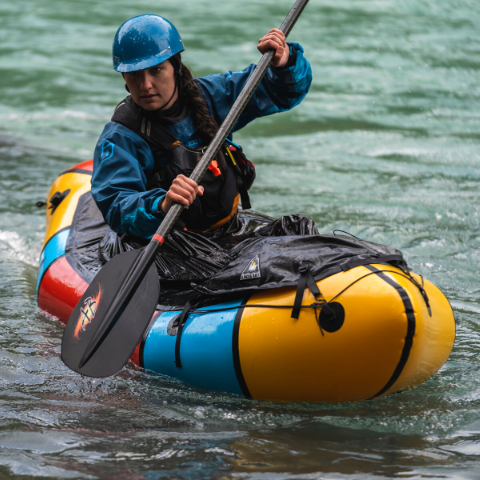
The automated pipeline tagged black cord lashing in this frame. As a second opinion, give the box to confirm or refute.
[171,265,432,368]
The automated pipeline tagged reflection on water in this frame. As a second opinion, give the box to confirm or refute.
[0,0,479,478]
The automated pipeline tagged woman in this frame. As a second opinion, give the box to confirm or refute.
[91,14,312,239]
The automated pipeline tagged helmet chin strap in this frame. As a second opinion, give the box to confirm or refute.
[154,61,183,111]
[155,80,178,111]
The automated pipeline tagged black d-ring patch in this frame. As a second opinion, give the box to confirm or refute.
[319,302,345,333]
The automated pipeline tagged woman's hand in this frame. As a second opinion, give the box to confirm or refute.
[257,28,290,68]
[160,175,204,214]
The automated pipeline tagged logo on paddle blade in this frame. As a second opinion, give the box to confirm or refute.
[73,283,102,341]
[240,255,261,280]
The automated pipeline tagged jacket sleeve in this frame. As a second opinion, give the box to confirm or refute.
[196,42,312,132]
[91,122,166,239]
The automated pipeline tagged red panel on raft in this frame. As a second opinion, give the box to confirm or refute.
[65,159,93,172]
[131,343,141,367]
[38,256,88,325]
[38,255,154,368]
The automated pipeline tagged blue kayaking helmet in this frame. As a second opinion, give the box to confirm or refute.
[113,15,185,73]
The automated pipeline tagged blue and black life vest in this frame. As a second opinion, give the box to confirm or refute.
[111,96,255,231]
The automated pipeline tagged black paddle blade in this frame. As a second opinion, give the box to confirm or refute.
[61,249,159,378]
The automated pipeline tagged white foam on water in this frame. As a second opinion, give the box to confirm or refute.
[0,110,104,123]
[0,230,40,267]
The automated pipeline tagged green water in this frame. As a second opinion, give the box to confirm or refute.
[0,0,479,478]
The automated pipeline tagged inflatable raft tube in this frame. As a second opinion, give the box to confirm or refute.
[37,160,455,403]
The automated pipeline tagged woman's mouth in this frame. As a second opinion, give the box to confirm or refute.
[141,94,158,102]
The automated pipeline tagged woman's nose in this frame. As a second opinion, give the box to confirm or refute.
[140,74,153,90]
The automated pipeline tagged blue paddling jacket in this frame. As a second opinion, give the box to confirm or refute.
[91,43,312,239]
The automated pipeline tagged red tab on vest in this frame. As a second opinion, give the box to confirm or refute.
[208,160,222,177]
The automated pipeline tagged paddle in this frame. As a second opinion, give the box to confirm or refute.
[61,0,310,378]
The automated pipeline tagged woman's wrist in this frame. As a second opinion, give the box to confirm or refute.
[275,44,296,69]
[160,196,169,214]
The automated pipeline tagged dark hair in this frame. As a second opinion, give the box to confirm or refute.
[171,53,219,142]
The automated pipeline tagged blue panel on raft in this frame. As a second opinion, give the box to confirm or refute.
[37,229,70,293]
[142,300,244,396]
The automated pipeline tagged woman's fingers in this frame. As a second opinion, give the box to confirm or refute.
[260,28,285,44]
[258,29,286,48]
[168,191,191,206]
[269,28,285,37]
[160,175,203,214]
[258,36,284,52]
[257,28,289,67]
[172,178,195,202]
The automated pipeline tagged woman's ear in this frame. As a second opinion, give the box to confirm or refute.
[121,73,130,93]
[170,56,182,78]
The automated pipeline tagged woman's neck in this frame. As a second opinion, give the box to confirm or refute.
[138,96,187,126]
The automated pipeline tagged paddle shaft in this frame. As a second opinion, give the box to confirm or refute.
[77,0,310,369]
[110,0,311,308]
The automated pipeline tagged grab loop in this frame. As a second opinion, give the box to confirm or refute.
[172,299,199,368]
[409,273,432,316]
[48,189,71,214]
[292,263,327,335]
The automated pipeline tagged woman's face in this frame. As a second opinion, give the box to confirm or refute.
[123,59,178,111]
